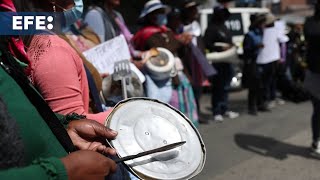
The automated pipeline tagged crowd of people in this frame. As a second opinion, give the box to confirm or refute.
[0,0,222,178]
[0,0,319,179]
[243,12,289,115]
[242,0,320,155]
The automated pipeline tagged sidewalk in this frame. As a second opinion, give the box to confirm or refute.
[213,129,320,180]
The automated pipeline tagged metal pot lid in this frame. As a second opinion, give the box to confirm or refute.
[105,98,206,180]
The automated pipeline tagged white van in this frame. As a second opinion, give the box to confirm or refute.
[199,7,270,55]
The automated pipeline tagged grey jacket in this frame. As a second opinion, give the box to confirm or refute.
[85,6,124,42]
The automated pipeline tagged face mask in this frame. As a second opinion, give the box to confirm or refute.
[156,14,168,26]
[62,0,84,32]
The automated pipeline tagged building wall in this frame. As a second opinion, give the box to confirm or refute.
[281,0,308,11]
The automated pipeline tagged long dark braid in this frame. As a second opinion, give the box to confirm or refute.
[0,39,25,168]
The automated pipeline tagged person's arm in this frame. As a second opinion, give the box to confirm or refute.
[1,151,118,180]
[277,31,289,44]
[85,9,105,42]
[303,18,312,43]
[0,157,67,180]
[32,46,110,124]
[204,25,216,51]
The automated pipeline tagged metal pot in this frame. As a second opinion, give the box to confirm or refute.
[145,47,175,81]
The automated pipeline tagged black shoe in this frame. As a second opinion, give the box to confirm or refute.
[199,118,209,124]
[248,110,258,116]
[257,106,271,112]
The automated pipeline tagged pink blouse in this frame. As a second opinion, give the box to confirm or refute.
[27,35,110,124]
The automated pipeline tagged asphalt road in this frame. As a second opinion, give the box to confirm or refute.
[194,90,314,180]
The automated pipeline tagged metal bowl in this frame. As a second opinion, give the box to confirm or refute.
[206,43,240,64]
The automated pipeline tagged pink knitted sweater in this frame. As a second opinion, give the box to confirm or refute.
[27,35,110,124]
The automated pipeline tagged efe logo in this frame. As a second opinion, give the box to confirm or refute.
[12,16,54,30]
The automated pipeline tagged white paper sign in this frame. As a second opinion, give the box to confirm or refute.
[83,35,131,74]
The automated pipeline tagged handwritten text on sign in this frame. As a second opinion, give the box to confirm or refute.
[83,35,131,74]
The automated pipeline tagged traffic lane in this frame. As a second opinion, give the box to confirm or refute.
[195,90,312,179]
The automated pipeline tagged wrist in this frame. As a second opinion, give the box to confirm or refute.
[33,157,68,180]
[61,113,87,126]
[61,156,74,180]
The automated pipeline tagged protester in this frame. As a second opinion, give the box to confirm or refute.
[15,0,112,124]
[180,0,201,46]
[243,14,267,115]
[287,23,306,83]
[57,20,107,113]
[0,32,121,180]
[204,6,239,122]
[84,0,146,60]
[166,8,203,124]
[84,0,121,42]
[166,5,216,124]
[84,0,151,108]
[58,1,115,113]
[270,19,287,107]
[64,20,102,52]
[303,0,320,154]
[256,13,289,110]
[133,0,199,126]
[180,0,206,119]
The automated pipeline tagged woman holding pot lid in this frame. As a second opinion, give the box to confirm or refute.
[0,0,133,179]
[133,0,199,126]
[11,0,132,179]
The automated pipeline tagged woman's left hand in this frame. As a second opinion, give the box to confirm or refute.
[67,120,118,155]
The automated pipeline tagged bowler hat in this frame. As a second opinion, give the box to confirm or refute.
[139,0,171,19]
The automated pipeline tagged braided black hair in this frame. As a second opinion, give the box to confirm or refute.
[0,94,25,169]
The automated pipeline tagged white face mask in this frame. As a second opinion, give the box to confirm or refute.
[62,0,84,31]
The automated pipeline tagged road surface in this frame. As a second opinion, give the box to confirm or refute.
[195,90,319,180]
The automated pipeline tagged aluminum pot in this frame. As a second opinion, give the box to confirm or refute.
[145,47,175,81]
